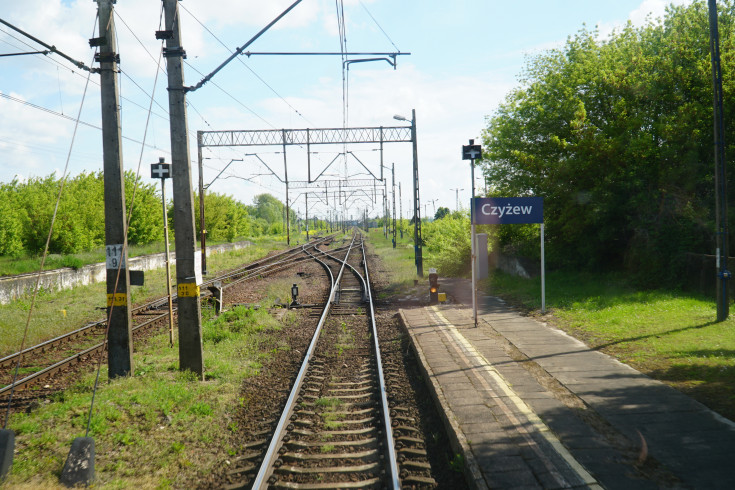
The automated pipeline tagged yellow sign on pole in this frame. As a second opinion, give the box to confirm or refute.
[177,283,200,298]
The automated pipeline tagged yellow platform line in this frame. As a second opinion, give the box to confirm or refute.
[430,306,601,488]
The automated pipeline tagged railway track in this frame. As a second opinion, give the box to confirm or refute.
[224,232,436,489]
[0,235,335,401]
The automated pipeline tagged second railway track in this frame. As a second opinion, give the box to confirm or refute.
[0,235,335,401]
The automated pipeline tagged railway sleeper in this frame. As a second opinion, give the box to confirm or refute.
[275,461,379,474]
[291,426,377,437]
[285,438,379,449]
[280,449,378,461]
[270,476,383,489]
[401,474,438,487]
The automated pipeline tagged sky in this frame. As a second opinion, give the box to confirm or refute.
[0,0,692,223]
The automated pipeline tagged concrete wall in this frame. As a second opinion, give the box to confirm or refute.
[0,241,252,304]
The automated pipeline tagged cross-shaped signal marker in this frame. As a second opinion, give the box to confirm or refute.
[462,144,482,160]
[151,163,171,179]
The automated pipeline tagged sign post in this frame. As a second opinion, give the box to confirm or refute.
[472,196,546,313]
[462,140,483,326]
[151,159,175,346]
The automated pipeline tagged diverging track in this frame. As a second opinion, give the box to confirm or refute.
[236,232,435,489]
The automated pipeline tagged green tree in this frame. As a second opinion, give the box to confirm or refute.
[481,0,731,285]
[434,207,450,220]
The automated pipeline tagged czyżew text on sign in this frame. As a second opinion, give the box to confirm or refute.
[472,197,544,225]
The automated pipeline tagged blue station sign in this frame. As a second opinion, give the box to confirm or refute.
[473,197,544,225]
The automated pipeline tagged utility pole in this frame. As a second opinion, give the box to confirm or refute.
[451,187,464,212]
[283,130,291,245]
[162,0,204,378]
[392,162,397,248]
[399,182,404,239]
[383,179,389,238]
[197,131,207,275]
[97,0,133,378]
[305,193,309,240]
[709,0,730,321]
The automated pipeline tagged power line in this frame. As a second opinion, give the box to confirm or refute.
[0,92,168,152]
[186,0,305,93]
[178,2,314,126]
[184,60,275,128]
[358,0,401,52]
[0,17,95,72]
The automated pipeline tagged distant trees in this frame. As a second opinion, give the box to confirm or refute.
[481,0,735,285]
[0,171,293,258]
[434,207,450,220]
[0,172,161,256]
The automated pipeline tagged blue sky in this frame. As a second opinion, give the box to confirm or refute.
[0,0,691,221]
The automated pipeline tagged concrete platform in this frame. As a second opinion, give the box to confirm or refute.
[398,278,735,489]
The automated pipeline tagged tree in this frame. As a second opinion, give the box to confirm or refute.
[481,0,731,285]
[434,207,450,220]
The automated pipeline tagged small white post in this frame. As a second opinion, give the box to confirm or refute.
[541,222,546,314]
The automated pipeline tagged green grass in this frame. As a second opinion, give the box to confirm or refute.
[0,238,287,357]
[483,270,735,420]
[4,302,296,488]
[366,228,420,294]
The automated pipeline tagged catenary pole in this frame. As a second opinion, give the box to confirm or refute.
[708,0,730,321]
[163,0,204,378]
[197,131,207,275]
[392,162,397,248]
[399,182,403,239]
[98,0,133,378]
[411,110,423,277]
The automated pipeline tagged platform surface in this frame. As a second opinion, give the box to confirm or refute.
[399,278,735,489]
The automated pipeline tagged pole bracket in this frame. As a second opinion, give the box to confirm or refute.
[94,52,119,64]
[163,47,187,59]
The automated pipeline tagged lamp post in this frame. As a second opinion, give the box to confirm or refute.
[450,187,464,212]
[394,110,423,277]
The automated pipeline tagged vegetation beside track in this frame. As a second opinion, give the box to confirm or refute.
[369,221,735,421]
[3,287,295,488]
[483,270,735,422]
[0,238,287,358]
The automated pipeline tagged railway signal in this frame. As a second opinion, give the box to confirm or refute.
[429,268,439,305]
[151,158,175,347]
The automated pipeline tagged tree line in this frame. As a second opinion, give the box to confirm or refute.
[0,171,298,257]
[481,0,735,286]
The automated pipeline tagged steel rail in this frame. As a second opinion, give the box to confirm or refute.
[250,234,356,489]
[0,236,334,370]
[0,235,336,395]
[362,237,400,488]
[0,309,172,397]
[311,243,368,301]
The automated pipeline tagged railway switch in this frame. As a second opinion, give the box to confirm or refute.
[429,271,439,305]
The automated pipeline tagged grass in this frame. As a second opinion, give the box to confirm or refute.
[366,228,420,295]
[0,238,286,357]
[366,232,735,420]
[4,300,295,488]
[483,270,735,420]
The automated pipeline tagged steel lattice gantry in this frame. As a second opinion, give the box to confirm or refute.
[198,126,412,147]
[196,124,423,276]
